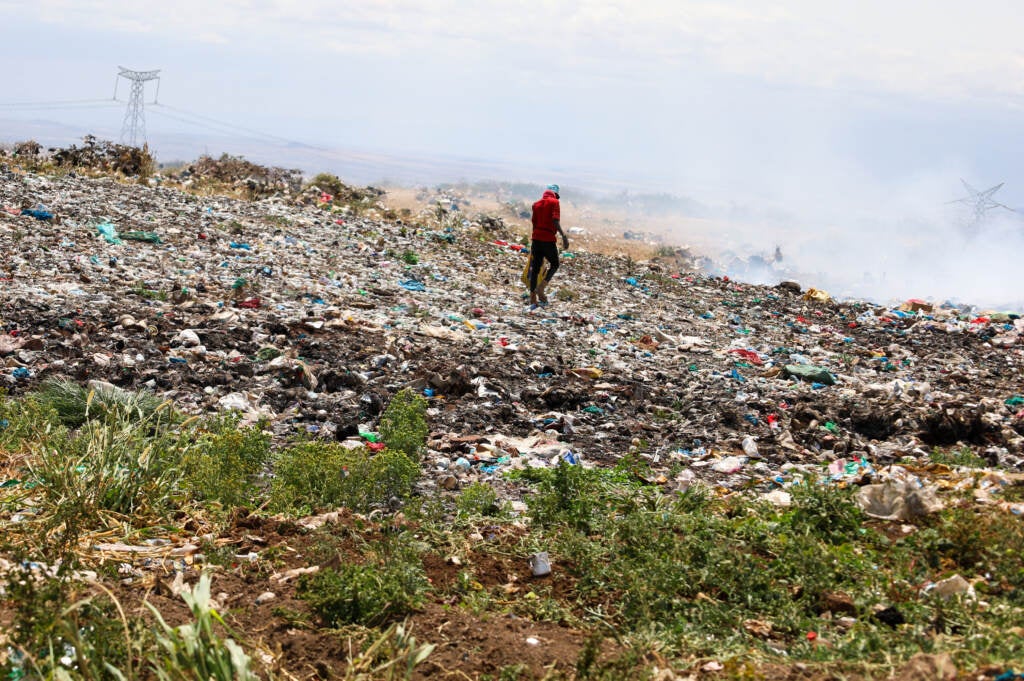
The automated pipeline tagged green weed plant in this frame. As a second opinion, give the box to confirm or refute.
[269,442,418,515]
[377,389,428,461]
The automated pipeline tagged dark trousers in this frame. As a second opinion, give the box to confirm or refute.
[529,240,559,291]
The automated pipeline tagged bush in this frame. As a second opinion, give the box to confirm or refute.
[456,481,502,517]
[0,390,64,453]
[0,570,143,681]
[32,378,166,428]
[270,442,419,515]
[27,418,187,550]
[785,478,863,545]
[525,461,610,531]
[378,388,429,461]
[298,545,428,627]
[180,415,271,509]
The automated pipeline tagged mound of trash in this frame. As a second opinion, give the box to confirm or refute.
[2,160,1024,510]
[2,135,155,177]
[171,152,303,199]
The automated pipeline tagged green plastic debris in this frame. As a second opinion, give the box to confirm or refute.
[783,364,836,385]
[1005,395,1024,407]
[256,346,281,361]
[232,277,248,290]
[121,230,162,244]
[359,431,381,443]
[97,221,122,244]
[823,421,839,433]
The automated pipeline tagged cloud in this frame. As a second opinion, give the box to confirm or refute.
[9,0,1023,106]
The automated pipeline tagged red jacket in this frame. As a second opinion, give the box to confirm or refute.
[531,190,561,242]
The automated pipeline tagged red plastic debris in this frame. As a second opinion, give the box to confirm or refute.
[236,297,261,309]
[728,349,763,366]
[366,441,386,452]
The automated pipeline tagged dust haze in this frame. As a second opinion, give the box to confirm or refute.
[655,169,1024,311]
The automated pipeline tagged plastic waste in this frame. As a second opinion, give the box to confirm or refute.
[856,481,943,521]
[96,221,122,244]
[122,231,162,243]
[712,456,745,473]
[399,279,426,292]
[528,551,551,577]
[21,207,53,221]
[783,364,836,385]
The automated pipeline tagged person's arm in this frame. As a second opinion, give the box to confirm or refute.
[554,219,569,249]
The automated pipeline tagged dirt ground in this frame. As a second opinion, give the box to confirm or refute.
[65,510,1007,681]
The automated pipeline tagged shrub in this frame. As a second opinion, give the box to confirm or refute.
[378,388,429,461]
[456,481,502,517]
[298,548,428,627]
[524,461,610,531]
[180,415,271,509]
[785,478,864,545]
[345,447,419,512]
[0,570,142,681]
[0,390,64,453]
[27,418,187,550]
[270,442,418,515]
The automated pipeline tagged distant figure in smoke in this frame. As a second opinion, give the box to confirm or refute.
[528,184,569,306]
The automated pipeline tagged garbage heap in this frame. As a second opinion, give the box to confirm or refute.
[2,161,1024,509]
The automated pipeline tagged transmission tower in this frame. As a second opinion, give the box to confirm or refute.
[113,66,160,147]
[949,179,1015,222]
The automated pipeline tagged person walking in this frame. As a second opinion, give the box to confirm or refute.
[528,184,569,307]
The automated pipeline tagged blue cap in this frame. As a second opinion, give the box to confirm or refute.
[546,184,559,194]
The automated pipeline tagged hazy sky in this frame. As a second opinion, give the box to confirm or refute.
[3,0,1024,304]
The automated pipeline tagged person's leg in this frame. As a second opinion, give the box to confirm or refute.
[528,243,545,304]
[536,242,559,303]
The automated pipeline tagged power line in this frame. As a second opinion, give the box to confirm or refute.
[0,98,118,108]
[152,103,303,146]
[148,106,352,168]
[0,73,360,174]
[147,107,265,139]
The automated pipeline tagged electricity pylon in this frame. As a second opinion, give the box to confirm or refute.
[113,67,160,147]
[949,179,1015,222]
